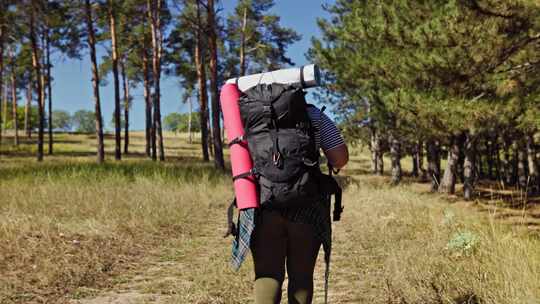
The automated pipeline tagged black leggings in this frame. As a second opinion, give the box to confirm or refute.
[250,209,321,304]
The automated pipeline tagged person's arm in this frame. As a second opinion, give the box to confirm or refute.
[325,144,348,169]
[318,110,349,169]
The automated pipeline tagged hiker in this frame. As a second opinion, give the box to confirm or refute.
[228,83,348,304]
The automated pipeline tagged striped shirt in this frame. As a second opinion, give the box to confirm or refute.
[306,105,345,153]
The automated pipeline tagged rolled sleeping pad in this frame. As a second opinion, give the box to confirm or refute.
[225,64,321,92]
[220,83,260,210]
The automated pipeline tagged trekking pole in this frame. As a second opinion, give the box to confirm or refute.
[329,164,343,222]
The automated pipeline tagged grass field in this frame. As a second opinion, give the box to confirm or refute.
[1,132,539,304]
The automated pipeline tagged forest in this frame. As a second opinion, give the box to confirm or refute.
[310,0,540,201]
[0,0,300,166]
[1,1,540,303]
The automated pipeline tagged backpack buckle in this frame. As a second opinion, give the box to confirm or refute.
[272,152,282,167]
[262,105,273,118]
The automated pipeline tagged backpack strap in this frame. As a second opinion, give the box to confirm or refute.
[232,168,259,182]
[224,198,238,238]
[228,135,247,148]
[262,99,283,168]
[300,65,306,88]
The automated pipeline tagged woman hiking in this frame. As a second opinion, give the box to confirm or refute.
[227,82,349,304]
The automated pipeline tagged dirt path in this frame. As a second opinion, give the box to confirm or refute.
[69,185,369,304]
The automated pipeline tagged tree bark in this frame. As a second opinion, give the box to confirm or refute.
[370,127,383,175]
[0,23,3,146]
[46,29,53,154]
[2,84,6,139]
[463,131,476,201]
[487,135,495,180]
[502,135,513,186]
[147,0,164,161]
[121,59,130,154]
[25,82,32,138]
[389,132,402,185]
[427,139,441,192]
[10,54,18,146]
[493,134,501,181]
[457,138,465,183]
[517,138,528,191]
[417,140,427,181]
[85,0,105,163]
[195,0,209,162]
[188,95,192,144]
[440,136,460,194]
[370,127,378,173]
[526,133,539,194]
[109,1,121,160]
[207,0,225,170]
[29,6,45,162]
[412,145,419,177]
[142,36,152,158]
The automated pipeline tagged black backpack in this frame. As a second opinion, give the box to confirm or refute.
[237,83,324,208]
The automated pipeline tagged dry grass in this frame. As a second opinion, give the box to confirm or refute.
[0,133,539,303]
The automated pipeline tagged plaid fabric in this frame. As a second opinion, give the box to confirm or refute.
[231,208,256,271]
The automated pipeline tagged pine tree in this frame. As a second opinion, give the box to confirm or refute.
[310,0,540,198]
[226,0,300,76]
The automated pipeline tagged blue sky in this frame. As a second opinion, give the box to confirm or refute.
[50,1,332,130]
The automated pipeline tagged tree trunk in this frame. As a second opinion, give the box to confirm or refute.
[457,138,465,183]
[526,133,538,194]
[142,37,152,158]
[412,145,419,178]
[109,1,121,160]
[417,140,427,181]
[239,7,247,76]
[207,0,225,171]
[370,127,383,175]
[389,132,402,185]
[463,131,476,201]
[517,138,528,191]
[195,0,209,162]
[29,7,45,162]
[85,0,105,163]
[2,84,6,138]
[487,135,495,180]
[208,117,213,156]
[502,135,513,186]
[377,149,384,175]
[0,24,3,146]
[427,139,441,192]
[10,56,18,146]
[370,127,378,174]
[46,29,53,154]
[147,0,164,161]
[25,82,32,138]
[440,136,460,194]
[493,134,501,181]
[188,96,192,144]
[121,59,130,154]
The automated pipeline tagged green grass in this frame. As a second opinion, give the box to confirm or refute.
[0,132,539,303]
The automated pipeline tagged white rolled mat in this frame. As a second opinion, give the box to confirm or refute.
[225,64,321,92]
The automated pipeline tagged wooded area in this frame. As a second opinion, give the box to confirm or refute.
[310,0,540,201]
[0,0,539,201]
[0,0,300,169]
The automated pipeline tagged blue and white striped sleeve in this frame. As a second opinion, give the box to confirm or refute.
[307,106,345,152]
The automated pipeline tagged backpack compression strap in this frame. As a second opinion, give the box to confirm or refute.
[262,100,283,168]
[232,168,259,182]
[228,135,247,148]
